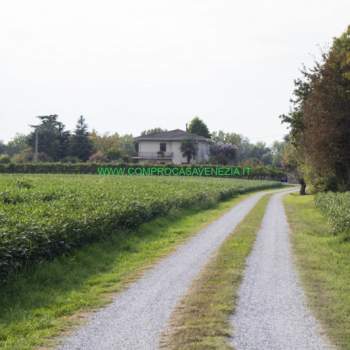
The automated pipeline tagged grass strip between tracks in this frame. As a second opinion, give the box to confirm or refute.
[161,193,272,349]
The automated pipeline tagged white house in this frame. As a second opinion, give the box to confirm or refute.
[133,129,210,164]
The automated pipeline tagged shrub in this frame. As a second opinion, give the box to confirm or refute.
[0,155,11,164]
[89,151,108,162]
[315,192,350,238]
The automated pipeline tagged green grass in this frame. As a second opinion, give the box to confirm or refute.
[0,191,258,350]
[284,193,350,350]
[160,194,272,350]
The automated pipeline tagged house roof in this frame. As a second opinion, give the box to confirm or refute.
[134,129,210,142]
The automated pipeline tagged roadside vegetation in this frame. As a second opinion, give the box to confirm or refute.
[284,193,350,349]
[315,192,350,239]
[280,26,350,193]
[161,194,272,349]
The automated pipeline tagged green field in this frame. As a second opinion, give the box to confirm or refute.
[0,175,281,349]
[0,175,280,281]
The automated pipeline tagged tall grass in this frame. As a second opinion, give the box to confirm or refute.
[315,192,350,238]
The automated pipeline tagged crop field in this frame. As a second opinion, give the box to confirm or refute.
[0,175,280,282]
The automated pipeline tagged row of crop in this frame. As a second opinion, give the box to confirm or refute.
[0,162,287,180]
[314,192,350,238]
[0,175,282,282]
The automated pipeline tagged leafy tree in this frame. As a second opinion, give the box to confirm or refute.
[90,130,116,153]
[57,122,70,161]
[89,131,135,162]
[271,141,286,167]
[5,134,28,156]
[119,134,136,157]
[0,141,6,154]
[180,139,197,163]
[0,155,11,164]
[281,26,350,192]
[141,128,167,136]
[210,142,237,165]
[186,117,210,138]
[279,64,314,193]
[28,115,70,161]
[303,29,350,191]
[70,116,93,161]
[249,142,273,165]
[211,131,242,145]
[11,148,34,163]
[211,131,275,165]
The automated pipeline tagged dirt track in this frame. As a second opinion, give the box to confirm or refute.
[58,191,268,350]
[231,190,333,350]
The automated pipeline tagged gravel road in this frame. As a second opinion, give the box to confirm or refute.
[231,191,333,350]
[58,190,270,350]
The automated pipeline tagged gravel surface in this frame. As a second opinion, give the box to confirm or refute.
[231,191,334,350]
[58,190,269,350]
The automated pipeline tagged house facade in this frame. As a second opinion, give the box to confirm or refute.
[133,129,210,164]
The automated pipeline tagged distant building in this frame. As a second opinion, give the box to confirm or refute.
[133,129,210,164]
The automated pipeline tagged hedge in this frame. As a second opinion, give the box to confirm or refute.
[0,176,282,282]
[315,192,350,238]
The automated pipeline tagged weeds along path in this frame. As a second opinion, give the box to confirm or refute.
[231,190,333,350]
[57,190,271,350]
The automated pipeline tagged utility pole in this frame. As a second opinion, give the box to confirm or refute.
[34,128,39,162]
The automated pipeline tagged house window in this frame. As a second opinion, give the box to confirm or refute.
[160,143,167,152]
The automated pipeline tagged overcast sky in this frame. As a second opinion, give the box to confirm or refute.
[1,0,349,144]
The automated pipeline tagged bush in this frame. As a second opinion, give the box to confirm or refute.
[89,151,108,162]
[315,192,350,238]
[0,155,11,164]
[61,156,81,163]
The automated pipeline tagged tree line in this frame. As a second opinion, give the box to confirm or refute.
[0,115,284,166]
[140,117,284,166]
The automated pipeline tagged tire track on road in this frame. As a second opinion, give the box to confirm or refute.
[58,190,271,350]
[231,191,333,350]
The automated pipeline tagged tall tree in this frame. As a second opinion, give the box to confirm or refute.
[271,140,286,167]
[70,116,93,161]
[281,26,350,191]
[303,30,350,190]
[28,115,70,161]
[0,141,6,154]
[186,117,210,138]
[249,142,273,165]
[280,65,313,194]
